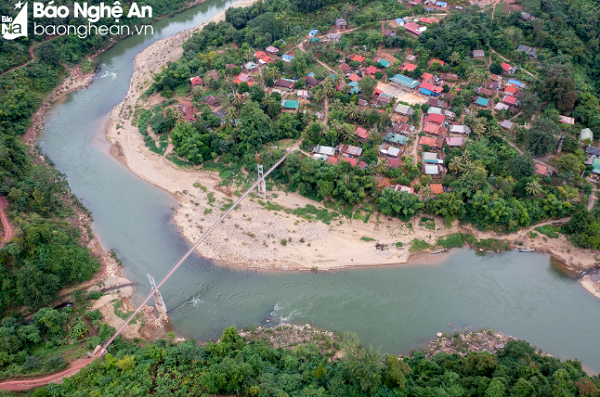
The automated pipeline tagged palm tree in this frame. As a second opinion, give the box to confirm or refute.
[334,69,346,86]
[525,180,543,198]
[375,158,388,175]
[267,67,279,81]
[322,80,335,97]
[339,124,356,143]
[173,111,185,125]
[301,111,315,125]
[331,98,344,112]
[346,103,359,120]
[357,111,367,123]
[232,95,243,110]
[449,85,458,95]
[420,184,433,201]
[449,51,460,65]
[312,89,326,104]
[243,48,253,62]
[448,156,463,174]
[471,118,487,136]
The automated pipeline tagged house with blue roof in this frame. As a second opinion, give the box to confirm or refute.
[475,96,490,107]
[507,79,526,89]
[378,59,390,68]
[309,29,318,37]
[282,54,294,63]
[395,18,405,26]
[385,133,409,145]
[436,1,448,7]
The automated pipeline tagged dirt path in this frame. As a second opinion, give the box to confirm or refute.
[588,190,597,211]
[0,197,13,248]
[0,358,95,391]
[412,113,424,165]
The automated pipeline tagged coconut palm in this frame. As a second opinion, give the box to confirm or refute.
[267,67,279,81]
[357,111,367,123]
[346,103,359,120]
[322,79,335,97]
[301,111,315,125]
[420,184,433,201]
[172,111,185,125]
[375,158,388,175]
[243,48,253,62]
[232,95,243,109]
[334,69,346,86]
[312,89,326,104]
[449,85,458,95]
[448,156,463,174]
[449,51,460,65]
[339,123,356,143]
[471,118,487,136]
[525,180,543,198]
[331,98,345,112]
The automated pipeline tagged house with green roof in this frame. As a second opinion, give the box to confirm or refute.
[475,96,490,107]
[281,100,300,111]
[390,74,420,90]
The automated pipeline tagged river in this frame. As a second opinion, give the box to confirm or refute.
[38,0,600,373]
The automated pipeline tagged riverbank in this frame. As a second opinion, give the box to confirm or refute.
[103,0,600,300]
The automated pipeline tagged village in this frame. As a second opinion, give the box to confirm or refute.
[157,4,598,203]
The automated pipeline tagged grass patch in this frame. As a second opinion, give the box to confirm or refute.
[409,239,433,252]
[206,192,216,205]
[535,225,560,238]
[167,153,193,169]
[265,201,285,211]
[322,200,336,209]
[473,238,510,251]
[436,233,469,249]
[292,204,338,225]
[360,236,375,242]
[145,139,168,155]
[419,217,436,231]
[395,241,404,248]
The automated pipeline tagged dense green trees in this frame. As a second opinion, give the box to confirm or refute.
[17,327,599,397]
[524,118,559,157]
[378,189,424,221]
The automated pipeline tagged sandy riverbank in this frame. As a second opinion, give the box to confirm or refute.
[104,0,600,305]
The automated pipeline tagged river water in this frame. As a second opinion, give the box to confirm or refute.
[39,0,600,372]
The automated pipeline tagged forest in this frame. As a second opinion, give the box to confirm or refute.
[1,326,598,397]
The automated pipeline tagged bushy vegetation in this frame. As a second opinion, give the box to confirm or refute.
[9,327,599,397]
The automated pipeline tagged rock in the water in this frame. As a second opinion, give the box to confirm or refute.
[436,332,442,338]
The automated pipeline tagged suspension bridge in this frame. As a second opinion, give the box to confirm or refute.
[94,143,300,357]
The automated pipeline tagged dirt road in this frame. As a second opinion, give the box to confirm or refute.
[0,358,95,391]
[0,197,13,248]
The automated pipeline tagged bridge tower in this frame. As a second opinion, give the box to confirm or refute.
[147,274,169,321]
[257,164,266,198]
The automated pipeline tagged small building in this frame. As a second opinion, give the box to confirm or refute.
[504,85,518,95]
[266,46,279,55]
[190,76,203,88]
[404,22,425,37]
[349,54,366,64]
[450,125,471,135]
[377,93,393,104]
[204,95,221,107]
[402,63,418,72]
[419,136,444,150]
[394,104,414,116]
[364,65,383,77]
[282,54,294,63]
[244,61,259,71]
[422,164,445,176]
[338,63,351,72]
[386,132,409,145]
[494,102,510,111]
[500,120,514,130]
[175,101,197,123]
[384,29,396,37]
[502,95,518,106]
[585,146,600,156]
[234,73,254,85]
[348,73,361,82]
[516,44,537,58]
[335,18,348,29]
[314,145,336,156]
[472,49,485,58]
[326,156,339,165]
[297,90,311,99]
[423,123,443,136]
[355,126,370,142]
[580,128,594,141]
[475,96,490,107]
[225,64,237,71]
[430,184,444,195]
[478,88,494,98]
[274,78,295,89]
[338,144,363,157]
[534,163,549,177]
[428,98,448,109]
[430,59,445,67]
[422,152,443,164]
[390,185,415,194]
[305,76,319,88]
[421,72,434,82]
[501,62,517,75]
[559,115,575,125]
[379,144,401,158]
[395,18,405,26]
[445,137,465,146]
[309,29,318,37]
[418,82,443,96]
[521,12,535,21]
[377,59,390,68]
[424,113,445,125]
[281,100,300,111]
[327,33,342,41]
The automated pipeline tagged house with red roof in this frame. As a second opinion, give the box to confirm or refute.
[502,95,518,106]
[364,65,383,77]
[190,76,203,88]
[349,54,366,63]
[421,72,434,82]
[348,73,361,82]
[266,46,279,55]
[234,73,254,85]
[339,63,351,72]
[423,123,443,135]
[424,113,446,125]
[418,82,443,96]
[326,156,339,165]
[174,101,197,123]
[355,126,370,142]
[430,184,444,195]
[501,62,517,75]
[430,59,445,67]
[404,22,424,37]
[535,163,549,176]
[402,63,418,72]
[342,157,358,167]
[418,136,444,150]
[504,85,518,95]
